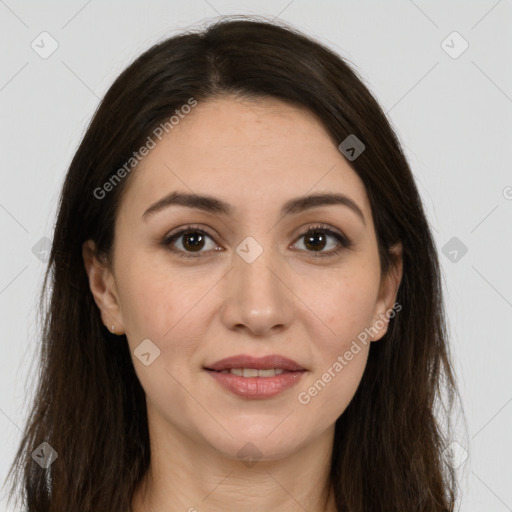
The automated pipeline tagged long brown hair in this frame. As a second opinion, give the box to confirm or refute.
[4,16,461,511]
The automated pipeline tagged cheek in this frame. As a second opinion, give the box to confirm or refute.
[297,261,380,346]
[114,246,190,337]
[117,270,169,341]
[293,262,378,411]
[115,252,212,371]
[295,272,376,423]
[297,344,370,432]
[115,259,203,409]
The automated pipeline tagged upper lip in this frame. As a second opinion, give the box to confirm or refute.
[204,354,306,372]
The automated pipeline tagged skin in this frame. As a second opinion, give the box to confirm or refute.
[83,96,402,512]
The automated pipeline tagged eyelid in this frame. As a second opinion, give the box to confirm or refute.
[294,223,350,244]
[163,224,217,242]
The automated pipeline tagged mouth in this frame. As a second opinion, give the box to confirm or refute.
[206,368,303,377]
[203,354,307,399]
[204,353,307,373]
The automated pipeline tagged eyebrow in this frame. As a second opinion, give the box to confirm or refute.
[142,191,366,225]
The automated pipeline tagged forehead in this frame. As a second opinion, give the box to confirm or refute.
[120,96,370,219]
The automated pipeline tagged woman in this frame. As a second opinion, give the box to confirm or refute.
[5,16,461,511]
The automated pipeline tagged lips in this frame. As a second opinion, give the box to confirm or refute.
[204,354,307,399]
[204,354,306,372]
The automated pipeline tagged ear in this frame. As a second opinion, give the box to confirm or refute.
[370,242,403,342]
[82,240,125,335]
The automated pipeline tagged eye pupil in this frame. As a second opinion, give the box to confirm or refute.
[183,232,205,251]
[304,231,326,251]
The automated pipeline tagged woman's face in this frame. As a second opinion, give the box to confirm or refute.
[84,96,401,463]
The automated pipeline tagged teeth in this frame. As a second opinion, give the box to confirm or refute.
[219,368,286,377]
[257,368,278,377]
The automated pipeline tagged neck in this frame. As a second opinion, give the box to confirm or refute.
[131,411,337,512]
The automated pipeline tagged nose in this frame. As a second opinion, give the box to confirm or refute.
[220,244,295,337]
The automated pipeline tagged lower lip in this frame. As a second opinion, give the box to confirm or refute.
[205,369,306,399]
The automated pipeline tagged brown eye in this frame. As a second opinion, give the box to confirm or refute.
[162,226,218,258]
[180,231,207,252]
[303,230,328,251]
[162,224,352,260]
[292,225,353,258]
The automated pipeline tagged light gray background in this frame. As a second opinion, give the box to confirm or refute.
[1,1,511,511]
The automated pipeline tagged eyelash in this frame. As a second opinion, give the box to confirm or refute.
[162,224,353,260]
